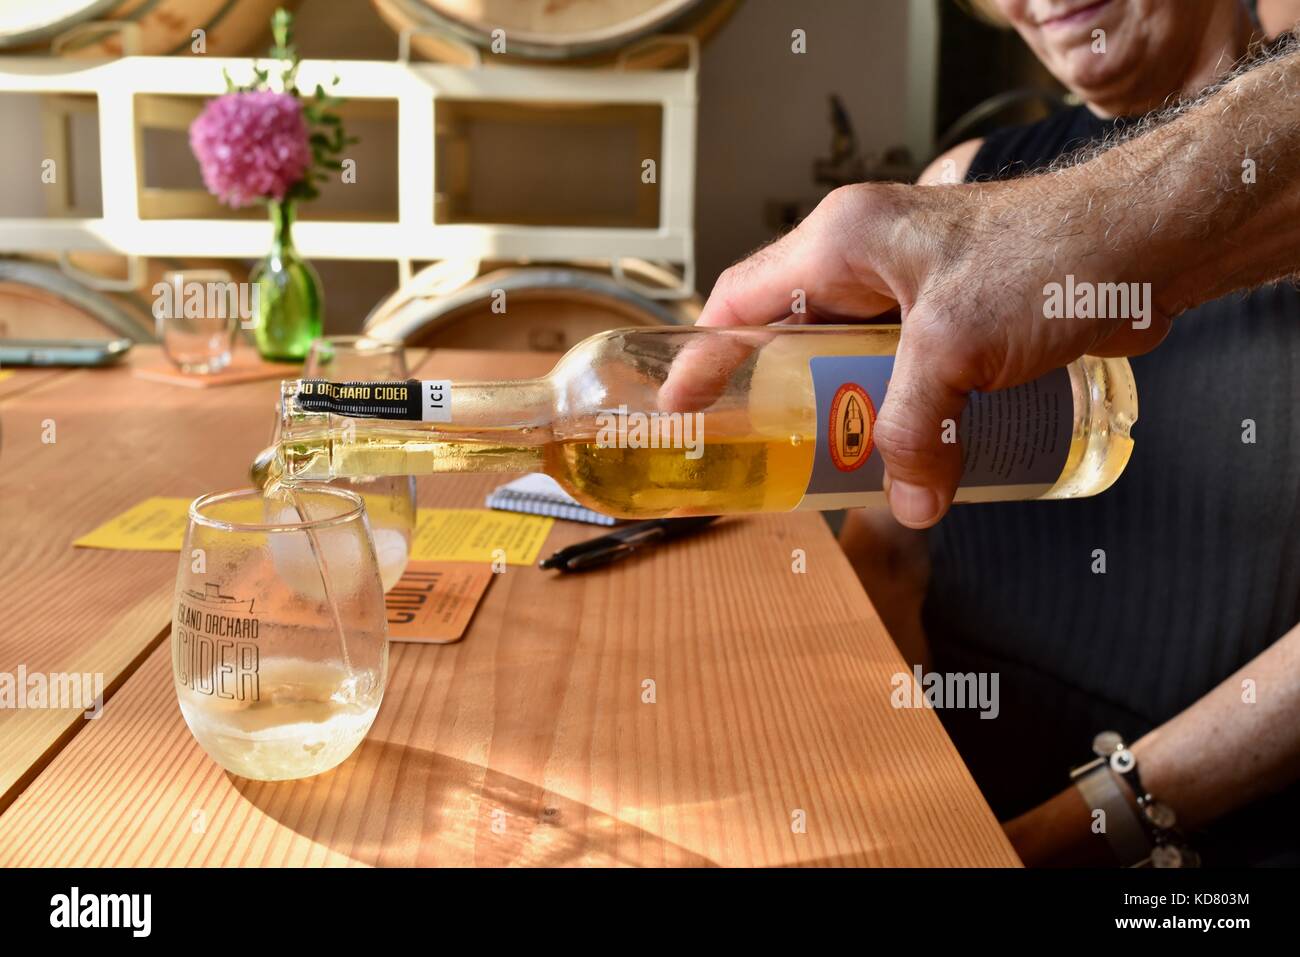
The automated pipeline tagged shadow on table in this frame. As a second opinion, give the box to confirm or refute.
[232,739,717,867]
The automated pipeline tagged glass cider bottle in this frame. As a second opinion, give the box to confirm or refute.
[273,325,1137,519]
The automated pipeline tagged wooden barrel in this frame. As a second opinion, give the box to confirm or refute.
[0,0,284,57]
[371,0,736,68]
[0,259,150,342]
[9,254,253,342]
[102,255,253,337]
[365,260,700,352]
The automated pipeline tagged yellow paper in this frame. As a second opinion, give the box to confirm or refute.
[74,496,265,551]
[76,498,553,566]
[74,497,192,551]
[411,509,553,566]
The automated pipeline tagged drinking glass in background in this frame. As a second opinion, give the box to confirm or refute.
[157,269,238,374]
[303,335,418,591]
[172,486,388,781]
[305,334,408,381]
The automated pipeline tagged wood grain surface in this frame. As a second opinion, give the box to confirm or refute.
[0,348,278,811]
[0,365,72,402]
[0,346,1019,866]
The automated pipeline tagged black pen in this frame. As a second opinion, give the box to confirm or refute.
[538,516,720,573]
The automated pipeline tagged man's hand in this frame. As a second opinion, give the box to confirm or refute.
[697,182,1171,527]
[694,39,1300,527]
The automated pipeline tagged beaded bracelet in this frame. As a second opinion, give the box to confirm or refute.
[1070,731,1199,868]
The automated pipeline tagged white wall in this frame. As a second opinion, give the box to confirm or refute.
[695,0,918,289]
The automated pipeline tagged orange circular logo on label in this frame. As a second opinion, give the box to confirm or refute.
[828,383,875,472]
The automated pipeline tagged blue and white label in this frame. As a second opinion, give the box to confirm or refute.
[800,355,1073,509]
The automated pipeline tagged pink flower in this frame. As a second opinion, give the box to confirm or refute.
[189,91,311,207]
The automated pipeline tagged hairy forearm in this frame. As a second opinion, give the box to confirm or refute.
[949,39,1300,324]
[1053,38,1300,313]
[1132,622,1300,830]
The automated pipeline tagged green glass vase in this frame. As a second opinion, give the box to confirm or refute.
[251,199,322,361]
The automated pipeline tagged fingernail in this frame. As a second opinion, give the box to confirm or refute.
[886,479,942,528]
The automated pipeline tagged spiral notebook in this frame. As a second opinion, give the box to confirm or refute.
[485,473,618,526]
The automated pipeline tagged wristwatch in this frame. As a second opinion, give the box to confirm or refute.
[1070,731,1200,868]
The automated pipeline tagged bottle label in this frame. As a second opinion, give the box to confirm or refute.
[799,356,1073,509]
[295,380,452,423]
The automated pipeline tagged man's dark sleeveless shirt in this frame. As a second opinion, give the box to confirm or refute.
[924,104,1300,865]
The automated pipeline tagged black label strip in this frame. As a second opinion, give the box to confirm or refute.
[294,379,423,420]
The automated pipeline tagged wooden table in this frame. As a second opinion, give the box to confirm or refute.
[0,346,1018,866]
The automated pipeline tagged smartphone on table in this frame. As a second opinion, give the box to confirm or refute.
[0,338,132,367]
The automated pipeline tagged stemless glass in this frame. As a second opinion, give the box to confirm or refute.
[172,486,388,781]
[305,335,408,381]
[157,269,239,374]
[303,335,417,591]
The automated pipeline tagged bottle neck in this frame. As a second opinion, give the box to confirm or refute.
[269,199,296,257]
[278,377,554,481]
